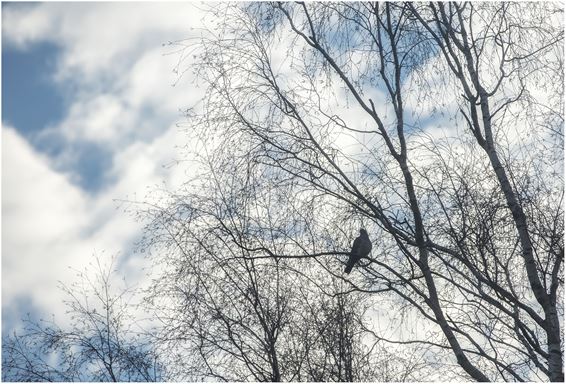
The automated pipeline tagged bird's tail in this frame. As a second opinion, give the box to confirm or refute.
[344,264,353,274]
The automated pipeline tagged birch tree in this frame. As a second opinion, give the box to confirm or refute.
[163,1,563,381]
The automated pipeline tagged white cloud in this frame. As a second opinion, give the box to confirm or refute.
[125,47,199,115]
[49,45,202,148]
[4,2,205,147]
[2,2,202,81]
[1,3,56,49]
[2,3,207,327]
[2,126,91,314]
[57,93,133,143]
[2,120,191,322]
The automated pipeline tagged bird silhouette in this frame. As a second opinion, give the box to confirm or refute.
[344,229,372,274]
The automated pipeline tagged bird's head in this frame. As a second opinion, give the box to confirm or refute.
[360,228,368,236]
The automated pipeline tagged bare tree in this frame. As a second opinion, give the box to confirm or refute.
[162,1,563,381]
[2,256,162,382]
[139,150,382,381]
[409,3,564,381]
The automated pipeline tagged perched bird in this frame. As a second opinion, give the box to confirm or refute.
[344,229,372,274]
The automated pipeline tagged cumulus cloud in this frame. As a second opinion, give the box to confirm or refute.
[2,2,206,329]
[2,125,91,313]
[3,2,202,80]
[2,119,192,317]
[4,2,205,147]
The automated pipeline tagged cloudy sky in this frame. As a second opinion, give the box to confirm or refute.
[2,2,207,335]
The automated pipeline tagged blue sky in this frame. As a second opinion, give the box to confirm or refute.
[2,2,207,336]
[2,40,65,137]
[3,39,114,191]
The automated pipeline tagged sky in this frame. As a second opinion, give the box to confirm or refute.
[1,3,562,382]
[2,2,208,336]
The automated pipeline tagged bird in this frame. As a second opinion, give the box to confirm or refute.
[344,229,372,274]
